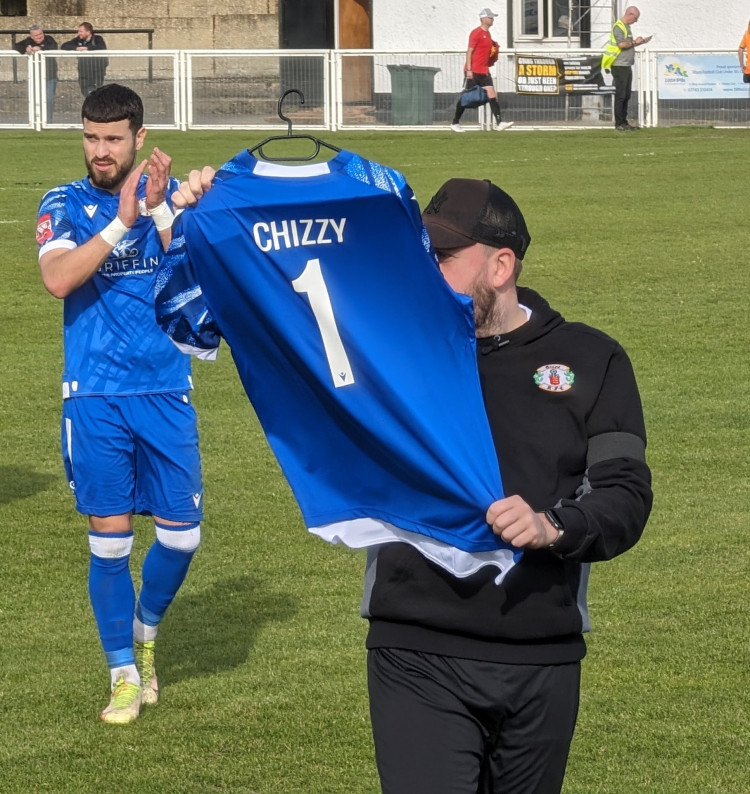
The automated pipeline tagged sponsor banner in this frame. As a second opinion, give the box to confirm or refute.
[515,54,614,95]
[657,54,750,99]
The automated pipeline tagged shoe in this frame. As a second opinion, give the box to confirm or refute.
[625,122,640,130]
[615,124,633,131]
[100,676,142,724]
[450,123,466,133]
[135,640,159,705]
[495,121,514,131]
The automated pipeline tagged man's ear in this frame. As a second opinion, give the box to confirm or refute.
[488,247,518,289]
[135,126,147,151]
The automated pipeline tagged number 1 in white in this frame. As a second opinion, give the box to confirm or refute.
[292,258,355,388]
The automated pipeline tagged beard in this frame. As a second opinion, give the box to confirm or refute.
[85,150,135,191]
[470,277,504,336]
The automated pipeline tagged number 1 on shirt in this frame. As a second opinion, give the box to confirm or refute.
[292,258,355,388]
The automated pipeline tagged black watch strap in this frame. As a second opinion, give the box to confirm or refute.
[544,509,564,548]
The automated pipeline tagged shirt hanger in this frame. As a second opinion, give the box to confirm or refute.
[248,89,341,162]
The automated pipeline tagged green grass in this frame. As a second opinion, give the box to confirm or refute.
[1,127,748,793]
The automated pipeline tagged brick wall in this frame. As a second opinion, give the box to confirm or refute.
[12,0,279,50]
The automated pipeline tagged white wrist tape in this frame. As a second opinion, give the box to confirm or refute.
[148,200,175,231]
[99,216,130,247]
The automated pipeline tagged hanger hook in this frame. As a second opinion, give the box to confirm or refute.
[278,89,306,136]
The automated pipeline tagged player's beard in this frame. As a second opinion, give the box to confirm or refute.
[85,149,136,191]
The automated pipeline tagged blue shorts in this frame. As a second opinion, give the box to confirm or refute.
[61,392,204,521]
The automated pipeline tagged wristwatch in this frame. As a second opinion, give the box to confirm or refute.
[544,509,565,548]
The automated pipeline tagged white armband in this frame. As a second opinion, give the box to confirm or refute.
[147,200,175,231]
[99,216,130,247]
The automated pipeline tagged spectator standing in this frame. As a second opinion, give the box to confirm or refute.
[35,84,204,724]
[451,8,513,133]
[601,5,651,130]
[738,20,750,83]
[61,22,108,96]
[364,179,652,793]
[13,24,58,122]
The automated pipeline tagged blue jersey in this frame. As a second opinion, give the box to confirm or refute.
[156,150,518,579]
[37,175,192,398]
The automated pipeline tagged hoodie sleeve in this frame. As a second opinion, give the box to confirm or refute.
[547,343,653,562]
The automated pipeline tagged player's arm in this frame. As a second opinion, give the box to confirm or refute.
[39,160,146,299]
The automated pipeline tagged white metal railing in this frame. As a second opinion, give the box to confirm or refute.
[2,48,748,131]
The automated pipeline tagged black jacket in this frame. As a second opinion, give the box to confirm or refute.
[13,34,58,79]
[61,33,108,79]
[61,33,107,54]
[363,286,652,665]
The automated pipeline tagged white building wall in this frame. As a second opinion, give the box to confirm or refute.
[372,1,747,53]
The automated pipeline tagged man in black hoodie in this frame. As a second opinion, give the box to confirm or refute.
[364,178,652,794]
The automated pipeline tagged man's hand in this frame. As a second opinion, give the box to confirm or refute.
[172,166,216,209]
[486,495,559,550]
[116,159,148,228]
[145,147,172,210]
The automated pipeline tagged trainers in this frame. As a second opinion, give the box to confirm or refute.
[135,640,159,705]
[100,676,142,724]
[450,123,466,133]
[495,121,514,131]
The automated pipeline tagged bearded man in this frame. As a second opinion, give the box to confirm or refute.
[36,84,205,724]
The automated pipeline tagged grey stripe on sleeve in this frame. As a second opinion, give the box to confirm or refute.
[587,431,646,466]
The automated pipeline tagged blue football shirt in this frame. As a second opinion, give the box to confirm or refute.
[156,150,519,579]
[37,175,192,397]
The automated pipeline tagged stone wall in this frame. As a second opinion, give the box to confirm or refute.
[8,0,279,50]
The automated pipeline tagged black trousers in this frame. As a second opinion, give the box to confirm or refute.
[368,648,580,794]
[611,65,633,127]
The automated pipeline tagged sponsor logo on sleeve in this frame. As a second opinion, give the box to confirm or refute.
[36,213,53,245]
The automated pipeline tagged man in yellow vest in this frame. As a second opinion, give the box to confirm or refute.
[602,6,651,130]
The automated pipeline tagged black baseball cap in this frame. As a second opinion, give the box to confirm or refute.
[422,178,531,259]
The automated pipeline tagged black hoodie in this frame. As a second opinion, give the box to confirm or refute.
[363,287,653,665]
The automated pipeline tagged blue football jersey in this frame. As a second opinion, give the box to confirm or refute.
[37,175,192,397]
[156,150,519,579]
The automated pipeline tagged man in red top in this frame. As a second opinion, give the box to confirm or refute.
[451,8,513,133]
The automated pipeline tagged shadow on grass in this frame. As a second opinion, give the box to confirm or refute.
[0,465,57,505]
[156,573,298,684]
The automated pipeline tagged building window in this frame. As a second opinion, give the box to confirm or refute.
[0,0,27,15]
[517,0,585,39]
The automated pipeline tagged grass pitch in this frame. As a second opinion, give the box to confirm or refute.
[0,126,748,793]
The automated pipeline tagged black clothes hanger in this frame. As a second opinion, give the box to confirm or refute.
[248,89,341,163]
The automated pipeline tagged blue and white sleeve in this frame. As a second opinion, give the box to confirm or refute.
[154,215,222,360]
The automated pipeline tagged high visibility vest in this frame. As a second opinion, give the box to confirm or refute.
[602,19,628,70]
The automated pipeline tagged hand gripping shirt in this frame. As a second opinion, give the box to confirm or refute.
[37,175,192,397]
[155,149,519,580]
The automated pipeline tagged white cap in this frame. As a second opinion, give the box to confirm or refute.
[479,8,498,18]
